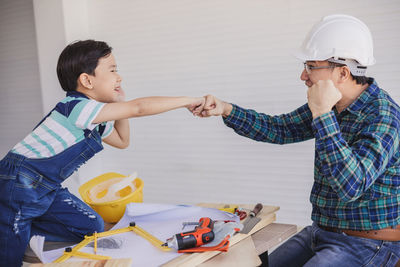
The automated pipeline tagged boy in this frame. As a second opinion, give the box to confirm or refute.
[0,40,204,266]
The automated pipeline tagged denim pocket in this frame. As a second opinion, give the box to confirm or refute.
[13,166,56,202]
[383,252,399,267]
[364,243,400,267]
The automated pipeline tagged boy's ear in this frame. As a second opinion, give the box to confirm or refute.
[78,73,93,89]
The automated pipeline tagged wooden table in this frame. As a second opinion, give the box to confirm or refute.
[27,223,297,267]
[25,204,297,267]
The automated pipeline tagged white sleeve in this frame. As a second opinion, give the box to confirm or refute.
[68,99,105,130]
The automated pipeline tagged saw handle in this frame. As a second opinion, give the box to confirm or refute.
[249,203,263,217]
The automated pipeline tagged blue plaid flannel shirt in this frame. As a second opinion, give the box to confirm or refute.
[223,79,400,230]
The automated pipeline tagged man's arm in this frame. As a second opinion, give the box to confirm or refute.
[198,94,315,144]
[313,111,399,202]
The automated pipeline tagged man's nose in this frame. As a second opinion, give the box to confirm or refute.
[300,69,308,81]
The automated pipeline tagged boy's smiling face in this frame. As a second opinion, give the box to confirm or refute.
[87,53,124,103]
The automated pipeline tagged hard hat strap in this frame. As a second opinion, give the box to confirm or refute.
[328,57,367,77]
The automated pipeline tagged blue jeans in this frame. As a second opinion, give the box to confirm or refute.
[269,223,400,267]
[0,130,105,267]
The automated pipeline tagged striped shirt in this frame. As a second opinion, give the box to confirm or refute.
[12,91,114,159]
[223,79,400,230]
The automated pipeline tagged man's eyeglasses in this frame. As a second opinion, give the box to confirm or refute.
[303,63,338,74]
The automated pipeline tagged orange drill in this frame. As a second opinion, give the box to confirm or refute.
[162,217,215,250]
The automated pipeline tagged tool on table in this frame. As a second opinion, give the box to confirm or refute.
[178,221,243,253]
[95,172,137,200]
[55,221,170,263]
[63,247,111,261]
[94,231,97,254]
[235,208,247,220]
[218,204,238,214]
[240,203,263,234]
[162,217,215,250]
[218,204,247,220]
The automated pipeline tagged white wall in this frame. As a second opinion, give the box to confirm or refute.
[5,0,400,227]
[0,0,43,155]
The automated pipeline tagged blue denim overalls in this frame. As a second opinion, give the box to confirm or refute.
[0,127,105,266]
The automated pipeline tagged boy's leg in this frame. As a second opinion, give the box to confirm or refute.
[0,177,44,267]
[268,226,315,267]
[0,200,33,267]
[31,188,104,242]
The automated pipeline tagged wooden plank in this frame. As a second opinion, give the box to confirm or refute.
[198,236,261,267]
[162,203,278,267]
[30,258,132,267]
[251,223,297,255]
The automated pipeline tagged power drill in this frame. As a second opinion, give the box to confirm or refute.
[162,217,215,250]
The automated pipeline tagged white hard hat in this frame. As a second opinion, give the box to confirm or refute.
[294,14,376,74]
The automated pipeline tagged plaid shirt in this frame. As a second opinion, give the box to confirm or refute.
[223,79,400,230]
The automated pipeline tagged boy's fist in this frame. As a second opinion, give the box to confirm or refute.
[187,97,205,115]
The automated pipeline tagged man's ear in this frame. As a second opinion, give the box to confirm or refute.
[338,66,351,83]
[78,73,93,89]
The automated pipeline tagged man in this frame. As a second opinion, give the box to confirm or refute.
[197,15,400,266]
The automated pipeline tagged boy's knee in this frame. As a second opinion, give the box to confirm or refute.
[84,213,104,235]
[93,215,104,233]
[75,212,104,238]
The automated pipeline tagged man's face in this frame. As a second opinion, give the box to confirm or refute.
[300,61,338,88]
[90,53,124,103]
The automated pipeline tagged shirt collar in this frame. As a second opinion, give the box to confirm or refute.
[66,90,89,99]
[345,78,379,115]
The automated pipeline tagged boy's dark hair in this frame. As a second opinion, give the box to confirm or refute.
[57,40,112,92]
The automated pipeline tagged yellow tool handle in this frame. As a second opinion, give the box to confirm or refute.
[129,224,171,252]
[54,238,93,263]
[94,231,97,254]
[54,222,171,263]
[65,250,111,260]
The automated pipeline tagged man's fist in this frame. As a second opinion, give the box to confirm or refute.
[199,95,232,117]
[307,80,342,118]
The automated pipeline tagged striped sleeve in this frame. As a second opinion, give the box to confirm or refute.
[101,121,115,138]
[68,99,105,130]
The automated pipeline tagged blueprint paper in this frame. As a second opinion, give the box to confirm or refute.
[30,203,239,267]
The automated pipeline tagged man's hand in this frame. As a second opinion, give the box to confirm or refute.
[307,80,342,119]
[198,94,232,117]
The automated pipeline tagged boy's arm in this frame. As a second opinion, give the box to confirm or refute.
[102,119,130,149]
[92,96,204,124]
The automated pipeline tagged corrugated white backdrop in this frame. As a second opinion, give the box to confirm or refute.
[2,0,400,227]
